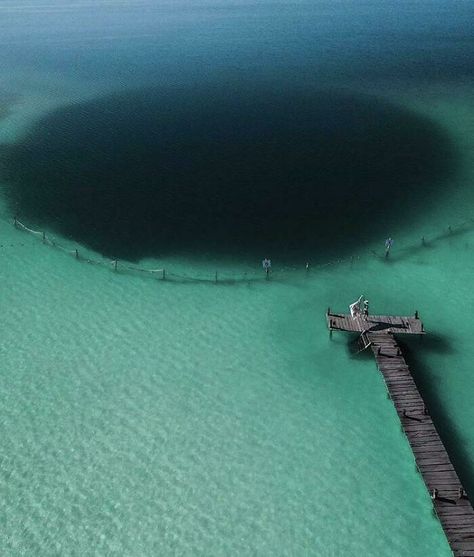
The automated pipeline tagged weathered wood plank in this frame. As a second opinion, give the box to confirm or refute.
[326,312,424,335]
[327,311,474,557]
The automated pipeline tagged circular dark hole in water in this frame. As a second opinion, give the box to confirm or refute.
[1,87,455,261]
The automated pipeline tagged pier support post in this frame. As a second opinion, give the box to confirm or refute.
[75,249,79,259]
[42,231,46,244]
[325,308,474,555]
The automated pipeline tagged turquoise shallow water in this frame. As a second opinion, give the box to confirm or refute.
[1,209,459,556]
[1,1,474,555]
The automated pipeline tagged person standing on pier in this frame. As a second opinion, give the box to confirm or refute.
[350,295,364,318]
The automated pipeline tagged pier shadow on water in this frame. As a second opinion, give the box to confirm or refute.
[0,86,457,261]
[399,337,474,500]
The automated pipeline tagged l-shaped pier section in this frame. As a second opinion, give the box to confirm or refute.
[327,309,474,556]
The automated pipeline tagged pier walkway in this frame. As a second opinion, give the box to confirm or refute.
[327,309,474,557]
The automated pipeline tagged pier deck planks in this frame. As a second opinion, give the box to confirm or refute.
[327,311,474,556]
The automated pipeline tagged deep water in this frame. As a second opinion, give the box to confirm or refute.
[1,87,456,260]
[1,1,474,556]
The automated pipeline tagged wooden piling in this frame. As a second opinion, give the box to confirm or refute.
[326,310,474,556]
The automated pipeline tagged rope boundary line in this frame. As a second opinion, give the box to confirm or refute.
[10,216,474,284]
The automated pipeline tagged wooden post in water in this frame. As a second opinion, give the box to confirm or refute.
[326,308,474,556]
[75,249,79,259]
[114,260,118,272]
[42,231,46,244]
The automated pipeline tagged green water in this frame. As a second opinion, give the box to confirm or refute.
[2,205,462,556]
[1,1,474,555]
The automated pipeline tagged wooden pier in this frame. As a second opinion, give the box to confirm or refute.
[327,309,474,557]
